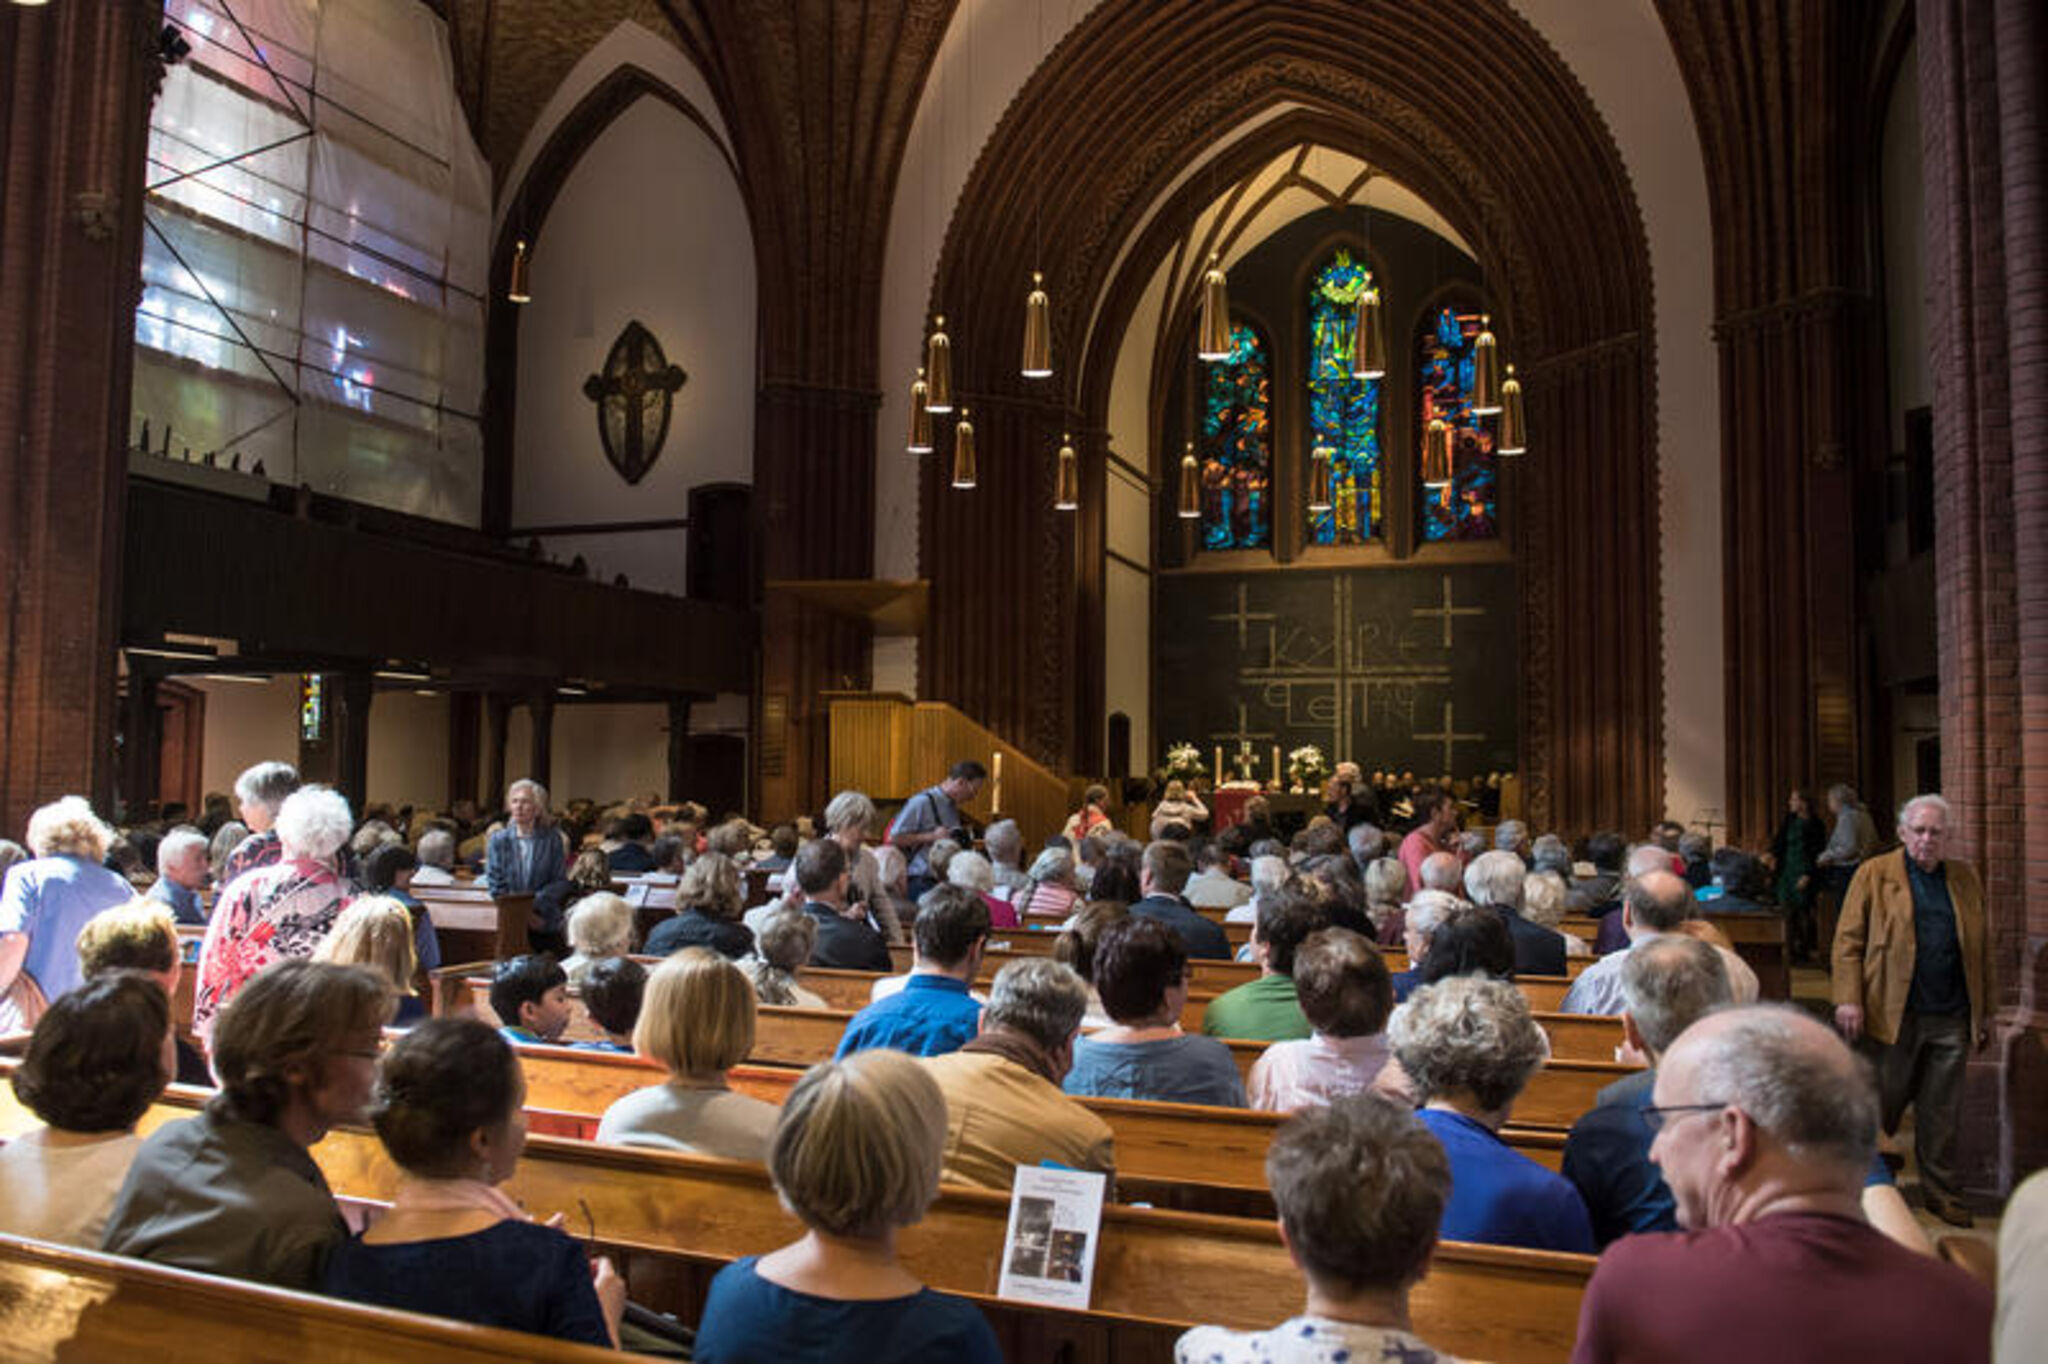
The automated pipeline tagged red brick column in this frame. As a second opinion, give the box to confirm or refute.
[1919,0,2048,1197]
[0,3,158,836]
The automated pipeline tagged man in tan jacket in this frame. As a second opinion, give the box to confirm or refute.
[921,958,1115,1189]
[1831,793,1993,1226]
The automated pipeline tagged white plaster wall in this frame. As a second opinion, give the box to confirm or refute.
[1504,0,1726,827]
[505,702,671,806]
[365,690,450,810]
[512,95,754,597]
[191,676,300,799]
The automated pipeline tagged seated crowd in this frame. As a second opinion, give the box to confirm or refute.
[0,765,2025,1360]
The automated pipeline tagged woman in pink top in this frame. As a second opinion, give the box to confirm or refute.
[1016,846,1083,921]
[1249,928,1394,1111]
[945,851,1018,929]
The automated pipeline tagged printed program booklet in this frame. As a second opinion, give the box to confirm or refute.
[996,1165,1107,1310]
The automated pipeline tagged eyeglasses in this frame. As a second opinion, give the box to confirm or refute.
[1637,1100,1731,1133]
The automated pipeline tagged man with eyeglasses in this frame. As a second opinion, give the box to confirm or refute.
[1831,792,1993,1227]
[1569,1006,1991,1363]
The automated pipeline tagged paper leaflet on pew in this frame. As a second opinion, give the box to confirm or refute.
[996,1165,1107,1311]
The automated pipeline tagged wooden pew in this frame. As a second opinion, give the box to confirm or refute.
[0,1234,617,1362]
[0,1083,1589,1363]
[410,885,536,964]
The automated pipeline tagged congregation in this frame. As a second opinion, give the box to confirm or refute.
[0,757,2031,1362]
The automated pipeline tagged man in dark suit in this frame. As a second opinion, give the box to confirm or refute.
[1464,848,1567,976]
[794,836,891,973]
[1128,840,1231,960]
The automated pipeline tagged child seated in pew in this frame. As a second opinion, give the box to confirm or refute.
[0,973,171,1247]
[570,957,646,1053]
[490,955,571,1045]
[692,1049,1001,1364]
[1248,928,1395,1111]
[102,960,394,1289]
[313,897,426,1028]
[595,949,779,1160]
[321,1017,626,1348]
[737,909,828,1009]
[75,900,209,1086]
[1174,1095,1455,1364]
[1063,916,1246,1108]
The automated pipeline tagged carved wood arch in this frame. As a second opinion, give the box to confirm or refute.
[915,0,1663,834]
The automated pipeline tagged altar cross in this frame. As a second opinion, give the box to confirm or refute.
[1412,574,1485,648]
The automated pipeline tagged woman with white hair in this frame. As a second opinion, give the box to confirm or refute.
[483,779,564,895]
[192,785,358,1041]
[1016,846,1082,921]
[1521,870,1589,956]
[775,790,903,944]
[0,796,132,1029]
[945,850,1019,929]
[561,892,634,987]
[1390,889,1465,1003]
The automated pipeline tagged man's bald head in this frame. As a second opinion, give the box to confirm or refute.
[1626,843,1675,879]
[1625,870,1695,934]
[1418,851,1464,893]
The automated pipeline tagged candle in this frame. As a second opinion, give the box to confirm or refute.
[1273,745,1282,788]
[1213,745,1223,787]
[991,751,1003,814]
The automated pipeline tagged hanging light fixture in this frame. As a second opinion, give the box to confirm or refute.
[1351,278,1387,380]
[1498,364,1528,455]
[925,316,954,412]
[1471,315,1502,414]
[951,408,978,489]
[1054,433,1079,511]
[1022,272,1052,379]
[906,368,934,454]
[1177,443,1201,518]
[1422,418,1454,488]
[507,240,532,304]
[1308,443,1334,513]
[1196,255,1232,361]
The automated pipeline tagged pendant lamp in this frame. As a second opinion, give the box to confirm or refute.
[1471,315,1502,414]
[906,368,933,454]
[508,240,532,304]
[1178,443,1201,518]
[1351,281,1387,380]
[925,316,954,412]
[1422,418,1454,488]
[1308,444,1334,513]
[1022,272,1052,378]
[1196,255,1232,361]
[1498,365,1528,455]
[1054,433,1079,511]
[951,408,978,488]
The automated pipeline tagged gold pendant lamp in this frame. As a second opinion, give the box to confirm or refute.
[1308,443,1334,513]
[925,316,954,412]
[1054,433,1079,511]
[1196,255,1232,361]
[951,408,978,489]
[1498,364,1528,455]
[1351,281,1387,380]
[1470,315,1502,414]
[1178,442,1201,518]
[1022,272,1052,378]
[1422,417,1454,488]
[906,368,933,454]
[507,240,533,304]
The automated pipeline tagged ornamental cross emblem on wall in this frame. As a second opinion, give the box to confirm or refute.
[583,320,688,485]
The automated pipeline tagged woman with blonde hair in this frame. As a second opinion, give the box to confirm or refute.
[1148,779,1209,839]
[692,1050,1001,1362]
[561,892,633,988]
[314,896,425,1026]
[0,796,132,1029]
[645,851,751,959]
[595,948,779,1160]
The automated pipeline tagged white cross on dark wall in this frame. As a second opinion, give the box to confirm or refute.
[1412,574,1485,649]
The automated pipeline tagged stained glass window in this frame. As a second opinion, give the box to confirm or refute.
[299,673,326,743]
[1416,305,1500,541]
[1198,319,1272,550]
[1306,250,1382,544]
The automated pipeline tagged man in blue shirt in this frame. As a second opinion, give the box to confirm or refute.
[1561,934,1733,1245]
[1129,840,1231,960]
[836,884,988,1059]
[145,826,212,926]
[885,760,985,896]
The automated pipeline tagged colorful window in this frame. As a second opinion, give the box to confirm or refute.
[1416,305,1500,541]
[1198,319,1272,550]
[1306,249,1382,544]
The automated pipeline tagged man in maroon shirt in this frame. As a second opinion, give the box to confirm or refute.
[1571,1005,1991,1364]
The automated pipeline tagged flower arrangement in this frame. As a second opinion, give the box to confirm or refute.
[1162,742,1205,784]
[1287,744,1329,792]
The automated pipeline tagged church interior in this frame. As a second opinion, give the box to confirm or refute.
[1,0,2045,1358]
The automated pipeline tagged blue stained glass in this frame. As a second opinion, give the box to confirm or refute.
[1306,250,1381,544]
[1199,319,1271,550]
[1417,305,1500,541]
